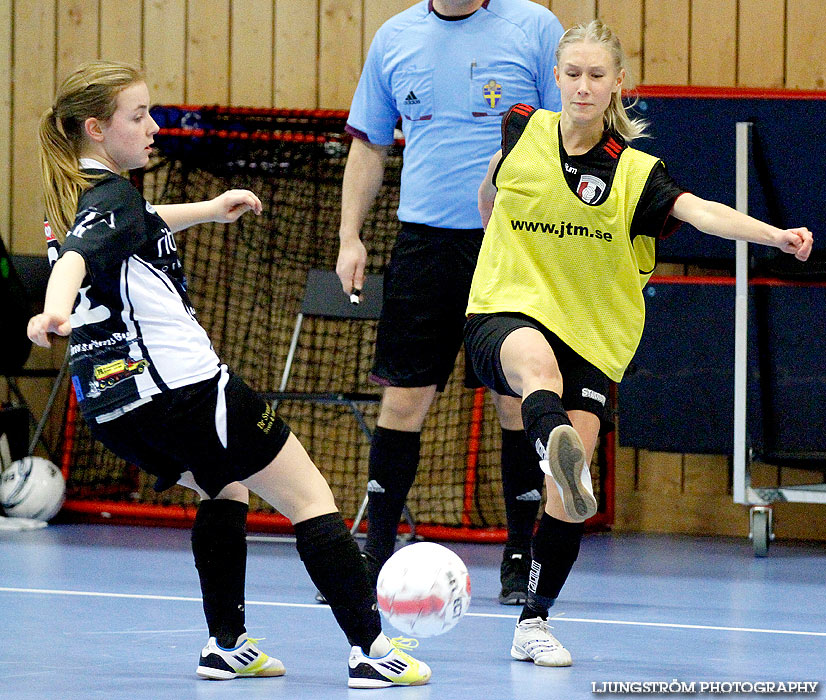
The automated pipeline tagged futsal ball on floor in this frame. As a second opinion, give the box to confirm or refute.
[376,542,471,637]
[0,456,65,521]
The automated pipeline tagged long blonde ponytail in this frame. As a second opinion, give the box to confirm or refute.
[38,61,145,240]
[555,19,647,142]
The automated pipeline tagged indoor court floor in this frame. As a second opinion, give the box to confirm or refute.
[1,523,824,699]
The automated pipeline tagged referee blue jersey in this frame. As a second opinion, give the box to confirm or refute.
[346,0,563,230]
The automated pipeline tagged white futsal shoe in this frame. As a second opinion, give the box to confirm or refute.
[511,617,572,667]
[540,424,597,522]
[196,634,285,679]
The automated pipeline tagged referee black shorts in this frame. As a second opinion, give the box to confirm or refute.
[371,221,484,391]
[464,312,614,434]
[87,366,291,499]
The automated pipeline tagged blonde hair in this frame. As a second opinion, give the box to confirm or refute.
[38,60,145,240]
[555,19,647,142]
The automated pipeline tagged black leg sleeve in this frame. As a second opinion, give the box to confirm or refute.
[191,499,248,647]
[500,427,544,553]
[363,426,420,567]
[295,512,382,651]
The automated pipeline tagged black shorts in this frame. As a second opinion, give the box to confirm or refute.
[87,367,291,499]
[464,312,614,433]
[371,222,484,391]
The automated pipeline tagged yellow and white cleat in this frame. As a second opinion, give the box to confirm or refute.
[348,636,432,688]
[196,635,285,680]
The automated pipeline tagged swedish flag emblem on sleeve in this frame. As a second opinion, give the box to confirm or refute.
[483,79,502,108]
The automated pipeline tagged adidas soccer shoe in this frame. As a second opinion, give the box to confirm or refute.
[196,634,286,680]
[511,617,572,667]
[498,549,530,605]
[348,636,432,688]
[540,424,597,522]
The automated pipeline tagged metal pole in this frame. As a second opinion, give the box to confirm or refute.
[732,122,751,504]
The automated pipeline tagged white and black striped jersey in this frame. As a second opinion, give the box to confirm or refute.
[55,165,220,420]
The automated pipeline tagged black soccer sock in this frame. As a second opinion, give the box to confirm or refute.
[191,499,248,647]
[520,389,571,460]
[519,512,584,622]
[500,428,545,553]
[294,512,382,651]
[363,426,420,567]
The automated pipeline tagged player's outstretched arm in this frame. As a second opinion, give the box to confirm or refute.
[336,137,390,296]
[154,189,262,233]
[478,150,502,231]
[672,192,813,261]
[27,251,86,348]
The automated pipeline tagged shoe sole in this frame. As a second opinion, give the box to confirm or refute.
[348,678,430,689]
[510,645,573,667]
[498,590,527,605]
[544,425,597,522]
[196,666,236,680]
[196,666,286,680]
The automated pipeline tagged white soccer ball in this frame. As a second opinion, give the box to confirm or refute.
[0,456,66,521]
[376,542,471,637]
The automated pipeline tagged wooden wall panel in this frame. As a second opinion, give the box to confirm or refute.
[738,0,784,88]
[274,0,318,108]
[598,0,643,88]
[550,0,595,29]
[636,450,682,495]
[363,1,415,56]
[786,0,826,90]
[319,0,362,109]
[100,0,143,66]
[187,0,230,103]
[0,0,11,245]
[230,0,274,107]
[643,0,688,84]
[11,2,56,253]
[690,0,736,86]
[56,0,100,80]
[143,0,186,104]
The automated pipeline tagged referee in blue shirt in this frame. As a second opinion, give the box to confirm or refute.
[335,0,564,606]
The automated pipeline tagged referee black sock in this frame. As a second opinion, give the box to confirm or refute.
[519,512,584,622]
[500,428,544,553]
[294,512,382,651]
[521,389,571,461]
[363,426,420,568]
[191,499,248,648]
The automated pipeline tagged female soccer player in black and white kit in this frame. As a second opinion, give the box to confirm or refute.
[464,20,813,668]
[28,60,430,689]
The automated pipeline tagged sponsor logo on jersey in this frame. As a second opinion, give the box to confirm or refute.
[511,219,614,242]
[68,206,116,239]
[581,387,607,406]
[44,220,56,242]
[93,358,149,389]
[403,90,420,105]
[577,174,607,204]
[483,79,502,108]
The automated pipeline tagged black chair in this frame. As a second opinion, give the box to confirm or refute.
[260,268,415,538]
[0,248,67,461]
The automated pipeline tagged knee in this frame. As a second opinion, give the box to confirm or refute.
[378,386,436,430]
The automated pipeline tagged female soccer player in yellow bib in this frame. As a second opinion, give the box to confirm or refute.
[465,19,812,668]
